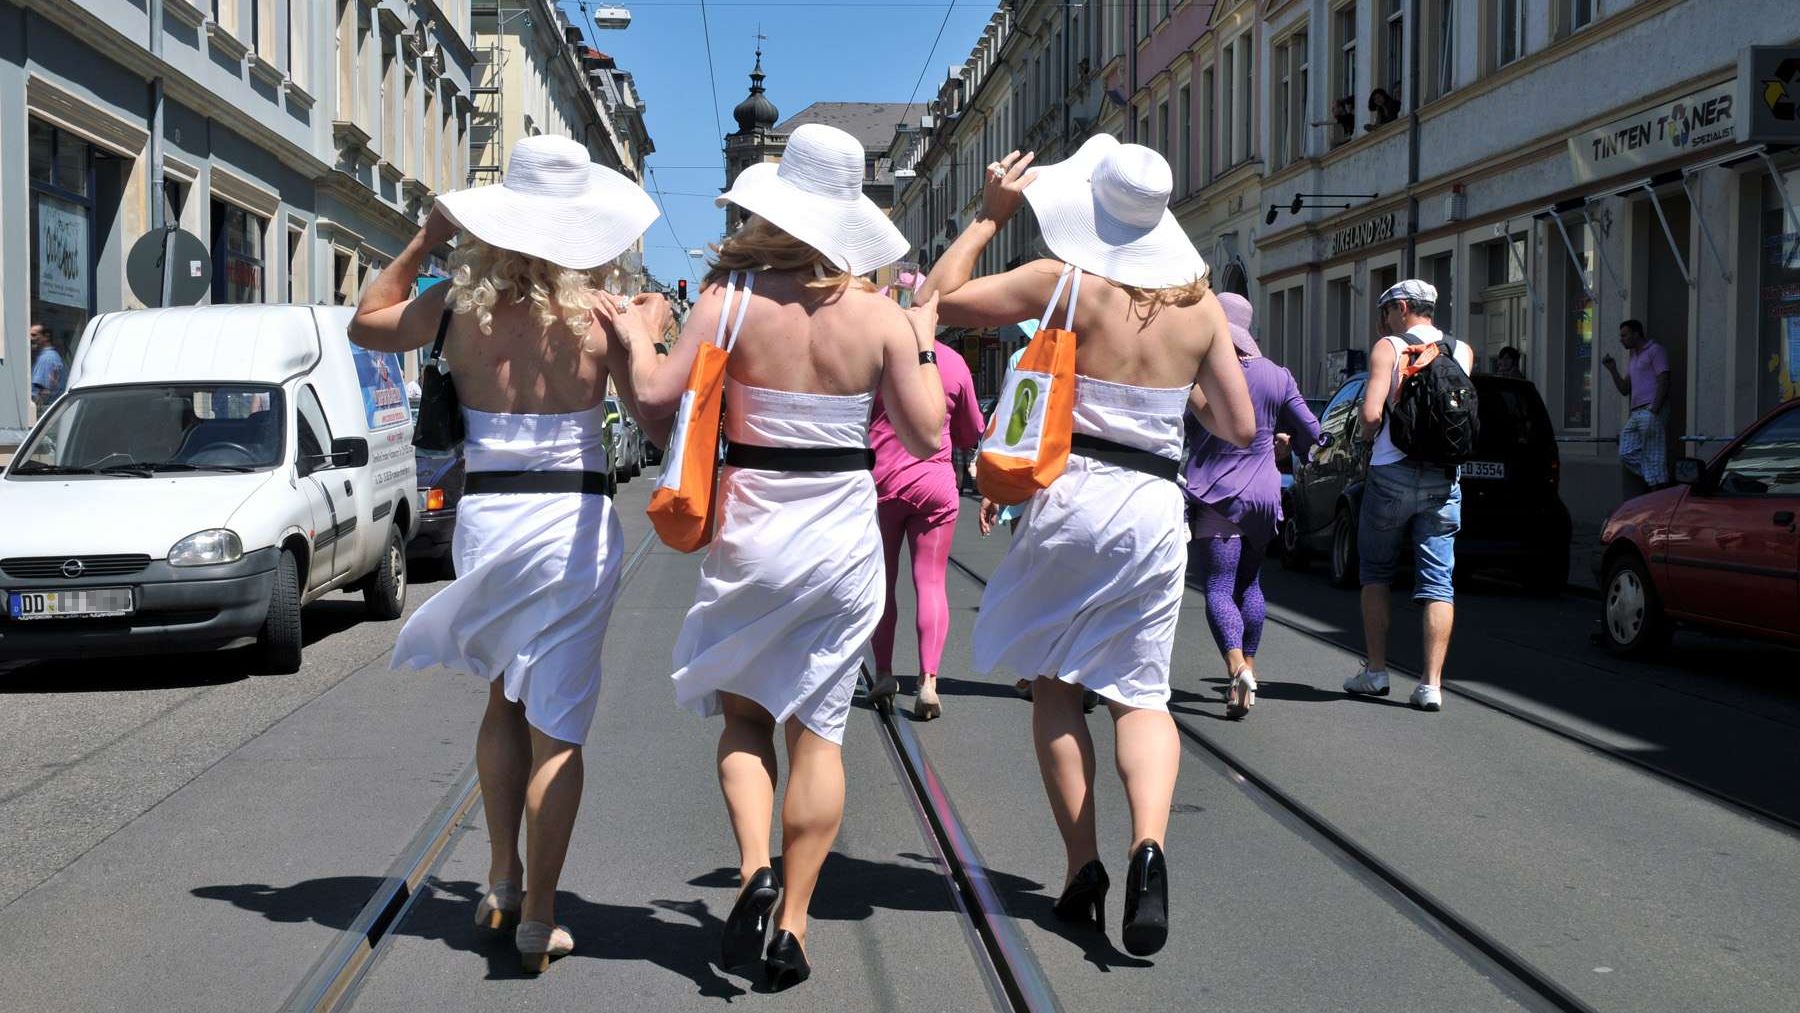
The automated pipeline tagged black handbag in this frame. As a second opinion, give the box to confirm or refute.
[413,308,464,451]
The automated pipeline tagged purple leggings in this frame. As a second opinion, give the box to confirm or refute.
[1195,535,1266,656]
[874,498,956,675]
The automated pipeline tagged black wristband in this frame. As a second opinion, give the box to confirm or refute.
[918,350,937,365]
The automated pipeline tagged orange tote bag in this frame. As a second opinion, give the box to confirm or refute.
[647,270,755,552]
[977,266,1083,506]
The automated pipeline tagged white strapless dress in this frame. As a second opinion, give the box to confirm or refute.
[392,405,623,744]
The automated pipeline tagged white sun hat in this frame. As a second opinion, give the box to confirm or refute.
[1023,133,1208,290]
[716,123,910,276]
[434,135,659,270]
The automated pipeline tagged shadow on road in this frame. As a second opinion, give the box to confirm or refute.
[1213,553,1800,828]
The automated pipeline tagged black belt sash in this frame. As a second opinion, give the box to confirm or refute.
[724,443,874,472]
[464,470,616,496]
[1069,433,1181,481]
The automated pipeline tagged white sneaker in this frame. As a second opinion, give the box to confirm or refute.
[1343,665,1390,696]
[1410,684,1443,711]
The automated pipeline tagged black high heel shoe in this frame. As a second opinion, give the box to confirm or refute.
[1052,859,1109,930]
[720,867,779,970]
[764,930,811,991]
[1121,841,1169,957]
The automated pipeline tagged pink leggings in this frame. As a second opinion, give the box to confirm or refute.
[873,498,956,676]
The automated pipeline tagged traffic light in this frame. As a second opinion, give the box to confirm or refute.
[677,279,689,304]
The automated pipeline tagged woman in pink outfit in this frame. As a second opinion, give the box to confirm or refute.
[867,345,986,720]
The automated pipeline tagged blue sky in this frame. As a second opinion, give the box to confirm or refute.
[557,1,994,287]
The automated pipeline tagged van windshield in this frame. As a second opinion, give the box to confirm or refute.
[10,384,285,477]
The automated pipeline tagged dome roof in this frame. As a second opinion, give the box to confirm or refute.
[732,50,778,134]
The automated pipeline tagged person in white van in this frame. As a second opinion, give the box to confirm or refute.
[349,136,667,974]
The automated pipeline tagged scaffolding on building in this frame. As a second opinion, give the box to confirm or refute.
[468,40,505,186]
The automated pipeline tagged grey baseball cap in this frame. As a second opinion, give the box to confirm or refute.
[1377,279,1438,307]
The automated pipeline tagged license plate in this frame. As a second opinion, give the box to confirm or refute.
[7,587,135,620]
[1463,461,1505,480]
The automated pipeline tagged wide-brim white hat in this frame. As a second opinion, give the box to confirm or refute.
[1023,134,1208,290]
[435,135,659,270]
[717,123,909,276]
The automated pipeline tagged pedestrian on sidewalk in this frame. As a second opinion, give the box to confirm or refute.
[624,124,946,991]
[867,332,986,721]
[1602,319,1672,495]
[924,135,1255,958]
[349,135,664,973]
[1343,280,1476,712]
[1183,293,1322,720]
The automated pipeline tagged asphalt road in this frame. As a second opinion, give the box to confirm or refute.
[1,474,1795,1012]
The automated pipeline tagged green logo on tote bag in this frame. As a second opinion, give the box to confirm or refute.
[1005,380,1039,445]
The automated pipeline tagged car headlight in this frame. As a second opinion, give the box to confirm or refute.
[169,529,244,566]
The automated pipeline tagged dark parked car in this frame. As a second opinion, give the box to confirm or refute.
[1597,398,1800,655]
[1281,372,1571,592]
[407,399,464,577]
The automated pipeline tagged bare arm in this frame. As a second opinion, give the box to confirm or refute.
[1601,354,1630,395]
[879,293,948,458]
[920,150,1054,329]
[1191,293,1255,448]
[347,209,458,352]
[605,281,724,424]
[1651,370,1669,414]
[597,292,674,442]
[1360,338,1397,431]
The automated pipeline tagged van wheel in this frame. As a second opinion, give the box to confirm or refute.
[1329,506,1360,589]
[258,550,304,674]
[1603,553,1669,656]
[365,524,407,620]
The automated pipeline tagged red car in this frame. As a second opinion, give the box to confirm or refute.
[1598,398,1800,654]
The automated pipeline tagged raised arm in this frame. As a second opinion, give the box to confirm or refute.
[1191,293,1255,448]
[879,293,948,458]
[601,280,724,425]
[920,150,1061,330]
[597,291,674,441]
[347,209,458,352]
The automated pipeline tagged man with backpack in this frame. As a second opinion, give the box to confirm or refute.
[1343,280,1478,712]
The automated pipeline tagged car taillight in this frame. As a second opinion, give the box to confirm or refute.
[426,488,446,511]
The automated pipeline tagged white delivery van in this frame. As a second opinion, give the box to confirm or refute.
[0,305,416,673]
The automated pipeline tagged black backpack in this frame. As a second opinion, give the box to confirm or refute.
[1386,336,1480,466]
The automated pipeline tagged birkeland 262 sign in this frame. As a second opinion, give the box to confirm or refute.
[1568,82,1739,182]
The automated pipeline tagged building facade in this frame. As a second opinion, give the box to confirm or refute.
[467,0,650,188]
[3,0,477,446]
[1246,0,1799,527]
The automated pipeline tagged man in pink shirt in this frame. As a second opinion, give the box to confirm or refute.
[867,345,986,720]
[1602,319,1671,493]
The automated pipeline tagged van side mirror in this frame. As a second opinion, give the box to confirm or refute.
[1674,457,1703,486]
[329,437,370,469]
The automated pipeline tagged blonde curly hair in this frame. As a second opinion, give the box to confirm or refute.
[705,215,875,293]
[446,237,626,342]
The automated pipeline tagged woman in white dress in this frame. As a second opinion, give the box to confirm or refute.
[620,124,945,991]
[349,136,667,972]
[922,136,1255,958]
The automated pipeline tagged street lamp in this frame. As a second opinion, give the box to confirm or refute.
[585,5,632,30]
[1264,192,1380,225]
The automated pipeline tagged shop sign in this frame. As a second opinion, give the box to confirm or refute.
[36,196,88,309]
[1569,82,1737,183]
[1739,47,1800,145]
[1328,213,1397,258]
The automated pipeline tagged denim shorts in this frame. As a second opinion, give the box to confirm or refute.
[1358,461,1462,603]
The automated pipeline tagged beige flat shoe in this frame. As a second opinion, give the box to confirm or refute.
[913,674,942,721]
[474,880,522,932]
[516,921,574,973]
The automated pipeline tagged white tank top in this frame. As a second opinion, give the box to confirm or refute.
[1370,324,1468,467]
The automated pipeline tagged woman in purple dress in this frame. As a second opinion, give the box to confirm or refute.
[1184,294,1322,719]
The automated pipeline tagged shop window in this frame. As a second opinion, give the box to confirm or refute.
[28,120,97,371]
[1560,223,1596,429]
[212,201,266,304]
[1328,277,1354,353]
[1757,171,1800,413]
